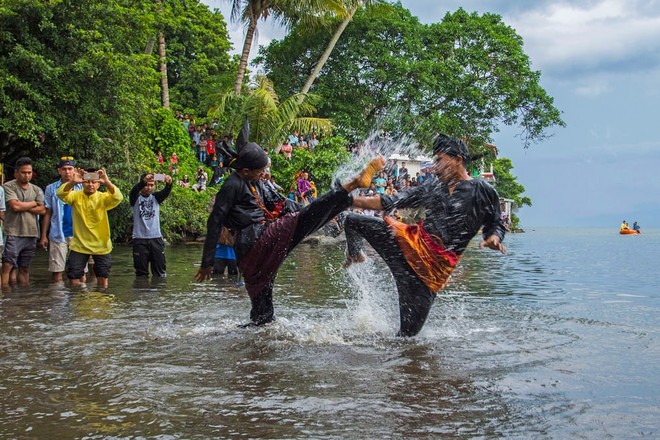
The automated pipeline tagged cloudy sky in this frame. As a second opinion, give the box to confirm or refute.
[203,0,660,228]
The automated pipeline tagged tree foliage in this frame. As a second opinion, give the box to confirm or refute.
[492,157,531,230]
[257,3,564,148]
[0,0,233,241]
[269,136,350,193]
[211,76,332,149]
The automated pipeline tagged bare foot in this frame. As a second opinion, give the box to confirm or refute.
[343,252,366,268]
[356,156,386,188]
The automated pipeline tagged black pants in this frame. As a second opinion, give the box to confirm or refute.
[246,185,352,326]
[213,258,238,275]
[133,238,166,277]
[344,213,435,337]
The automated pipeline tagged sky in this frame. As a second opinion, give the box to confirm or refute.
[203,0,660,228]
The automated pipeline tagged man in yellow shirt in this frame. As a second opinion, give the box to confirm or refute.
[57,168,123,288]
[620,220,629,230]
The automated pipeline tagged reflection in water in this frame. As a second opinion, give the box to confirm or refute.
[1,231,659,438]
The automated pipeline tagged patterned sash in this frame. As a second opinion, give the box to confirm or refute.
[384,216,459,292]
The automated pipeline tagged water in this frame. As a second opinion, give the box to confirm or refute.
[1,228,658,439]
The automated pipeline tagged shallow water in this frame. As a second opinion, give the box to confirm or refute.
[1,228,658,438]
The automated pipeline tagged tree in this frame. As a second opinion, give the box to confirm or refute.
[257,4,564,147]
[257,4,427,140]
[0,0,159,166]
[155,0,170,109]
[299,1,389,95]
[226,0,348,95]
[211,75,332,149]
[154,0,235,116]
[492,157,531,230]
[0,0,235,241]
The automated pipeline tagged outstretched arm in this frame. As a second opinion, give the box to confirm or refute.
[479,234,506,254]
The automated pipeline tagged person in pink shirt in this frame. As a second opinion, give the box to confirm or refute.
[281,140,293,159]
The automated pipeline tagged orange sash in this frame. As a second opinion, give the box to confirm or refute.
[384,216,459,292]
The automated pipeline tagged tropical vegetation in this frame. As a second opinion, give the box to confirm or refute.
[1,0,563,240]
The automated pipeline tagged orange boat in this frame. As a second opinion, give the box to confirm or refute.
[619,229,639,235]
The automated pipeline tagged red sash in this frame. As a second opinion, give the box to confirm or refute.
[384,216,459,292]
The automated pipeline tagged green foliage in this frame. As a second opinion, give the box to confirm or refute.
[257,3,564,148]
[160,185,218,242]
[158,0,236,116]
[211,76,332,149]
[269,136,350,193]
[0,0,233,242]
[492,157,531,230]
[492,158,531,208]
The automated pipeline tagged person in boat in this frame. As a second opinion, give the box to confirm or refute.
[620,220,629,230]
[342,134,507,337]
[632,222,641,233]
[195,122,385,326]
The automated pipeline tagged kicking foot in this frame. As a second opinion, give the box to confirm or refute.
[356,156,386,188]
[343,252,366,268]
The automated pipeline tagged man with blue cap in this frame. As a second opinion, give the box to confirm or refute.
[40,156,83,282]
[343,134,507,337]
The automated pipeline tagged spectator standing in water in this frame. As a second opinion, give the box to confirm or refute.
[1,157,46,286]
[57,168,123,288]
[129,173,173,277]
[40,156,83,282]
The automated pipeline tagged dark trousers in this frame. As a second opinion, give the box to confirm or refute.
[133,238,166,277]
[213,258,238,275]
[244,186,351,326]
[344,213,435,337]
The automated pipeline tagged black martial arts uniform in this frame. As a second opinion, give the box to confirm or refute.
[344,175,506,336]
[201,173,352,325]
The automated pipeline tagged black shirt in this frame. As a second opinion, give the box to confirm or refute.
[380,175,506,255]
[201,173,287,268]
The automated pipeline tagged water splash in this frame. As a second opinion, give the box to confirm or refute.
[333,130,431,184]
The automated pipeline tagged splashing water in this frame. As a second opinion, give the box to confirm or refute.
[333,130,431,184]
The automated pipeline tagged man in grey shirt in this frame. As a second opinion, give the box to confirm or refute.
[1,157,47,286]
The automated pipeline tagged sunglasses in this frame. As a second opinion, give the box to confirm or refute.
[60,156,74,160]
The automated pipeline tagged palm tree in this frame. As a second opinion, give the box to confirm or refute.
[226,0,348,95]
[300,1,384,95]
[212,75,332,149]
[147,0,169,109]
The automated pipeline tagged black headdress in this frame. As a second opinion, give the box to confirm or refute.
[432,134,470,164]
[218,120,268,170]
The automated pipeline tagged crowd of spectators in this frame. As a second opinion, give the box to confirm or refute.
[169,112,432,222]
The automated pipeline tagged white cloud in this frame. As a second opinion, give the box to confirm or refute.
[508,0,660,75]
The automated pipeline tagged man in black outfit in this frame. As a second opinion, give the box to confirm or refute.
[195,139,385,327]
[343,134,507,336]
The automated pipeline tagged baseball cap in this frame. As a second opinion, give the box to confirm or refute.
[58,156,76,167]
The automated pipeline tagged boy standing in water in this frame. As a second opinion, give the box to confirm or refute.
[343,134,507,336]
[129,173,173,277]
[57,168,123,288]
